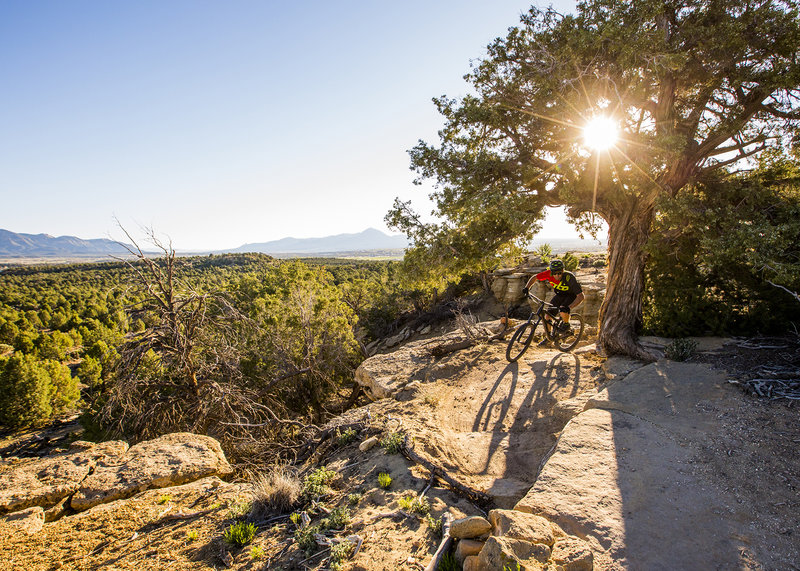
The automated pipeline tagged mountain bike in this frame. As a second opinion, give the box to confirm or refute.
[505,292,585,362]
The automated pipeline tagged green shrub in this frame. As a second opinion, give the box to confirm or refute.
[398,493,430,515]
[380,431,406,454]
[377,472,392,489]
[425,514,443,538]
[301,466,337,501]
[336,427,358,446]
[294,524,321,554]
[664,338,698,361]
[76,356,103,389]
[533,243,553,264]
[347,493,362,506]
[330,540,356,570]
[223,521,257,547]
[562,252,579,272]
[321,506,351,530]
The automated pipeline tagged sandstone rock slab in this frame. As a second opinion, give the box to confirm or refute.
[551,537,593,571]
[70,433,232,511]
[488,509,556,546]
[0,440,128,514]
[515,406,752,569]
[588,360,733,438]
[484,478,531,510]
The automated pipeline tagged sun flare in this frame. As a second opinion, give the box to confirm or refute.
[583,116,618,151]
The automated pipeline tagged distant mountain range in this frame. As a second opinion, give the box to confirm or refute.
[0,227,408,259]
[0,229,130,258]
[0,227,604,260]
[233,228,408,254]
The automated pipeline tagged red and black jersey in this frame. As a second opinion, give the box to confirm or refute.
[535,269,583,295]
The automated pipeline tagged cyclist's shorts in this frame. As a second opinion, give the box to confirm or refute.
[550,293,577,314]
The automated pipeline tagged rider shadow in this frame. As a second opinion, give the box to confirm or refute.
[471,351,585,476]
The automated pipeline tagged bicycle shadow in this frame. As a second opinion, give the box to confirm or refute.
[471,349,586,476]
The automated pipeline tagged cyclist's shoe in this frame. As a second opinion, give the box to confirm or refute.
[557,322,571,333]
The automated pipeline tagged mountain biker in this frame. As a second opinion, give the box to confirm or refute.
[521,259,584,332]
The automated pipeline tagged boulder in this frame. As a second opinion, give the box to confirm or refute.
[354,338,434,400]
[0,440,128,514]
[358,436,379,452]
[488,509,556,546]
[462,554,481,571]
[354,326,496,400]
[455,539,484,565]
[70,433,232,512]
[477,535,550,570]
[450,515,492,539]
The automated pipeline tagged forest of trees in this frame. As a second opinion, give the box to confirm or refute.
[0,253,417,461]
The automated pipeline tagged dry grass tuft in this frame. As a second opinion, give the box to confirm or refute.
[248,467,302,520]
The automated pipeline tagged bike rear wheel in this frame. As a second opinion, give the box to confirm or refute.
[554,314,585,352]
[506,321,537,362]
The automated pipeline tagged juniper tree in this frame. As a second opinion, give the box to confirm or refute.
[389,0,800,359]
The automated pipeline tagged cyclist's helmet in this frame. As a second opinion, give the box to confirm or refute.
[549,259,565,273]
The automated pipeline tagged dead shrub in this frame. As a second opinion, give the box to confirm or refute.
[248,467,302,520]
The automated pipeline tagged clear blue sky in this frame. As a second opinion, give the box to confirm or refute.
[1,0,591,251]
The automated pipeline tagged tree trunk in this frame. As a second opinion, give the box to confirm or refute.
[598,200,660,361]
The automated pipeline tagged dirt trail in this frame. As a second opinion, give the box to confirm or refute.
[374,339,605,506]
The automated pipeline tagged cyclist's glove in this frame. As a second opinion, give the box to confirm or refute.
[521,287,529,296]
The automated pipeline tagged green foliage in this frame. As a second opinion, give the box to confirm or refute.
[347,493,362,506]
[336,427,358,447]
[0,254,397,459]
[320,506,351,530]
[329,540,356,570]
[398,494,430,515]
[377,472,392,489]
[425,514,443,538]
[644,159,800,336]
[250,545,265,560]
[380,431,406,454]
[301,466,337,501]
[561,252,579,272]
[186,530,199,542]
[664,339,698,362]
[0,354,79,429]
[437,553,459,571]
[293,523,321,554]
[386,0,800,348]
[233,260,362,421]
[533,243,553,263]
[76,356,102,388]
[223,521,257,547]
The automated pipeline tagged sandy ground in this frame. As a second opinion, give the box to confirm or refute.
[1,334,797,570]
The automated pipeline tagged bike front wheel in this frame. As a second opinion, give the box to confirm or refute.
[554,314,585,352]
[506,321,537,362]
